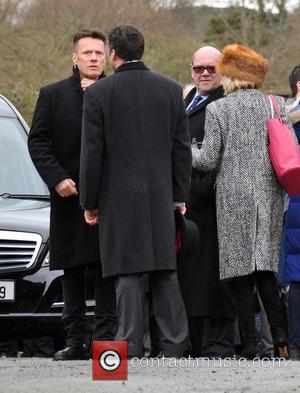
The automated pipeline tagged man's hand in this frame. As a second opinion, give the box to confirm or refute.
[81,78,97,91]
[55,178,78,197]
[175,204,186,215]
[84,209,99,225]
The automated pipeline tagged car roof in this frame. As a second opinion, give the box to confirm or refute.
[0,94,29,132]
[0,94,18,118]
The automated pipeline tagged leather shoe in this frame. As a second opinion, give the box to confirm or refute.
[53,345,90,361]
[240,342,257,360]
[203,351,234,360]
[273,334,289,359]
[145,350,163,359]
[290,346,300,361]
[274,344,289,359]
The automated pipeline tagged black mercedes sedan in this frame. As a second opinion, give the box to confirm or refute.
[0,95,96,346]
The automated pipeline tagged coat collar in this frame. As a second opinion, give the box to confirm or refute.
[185,86,224,115]
[70,65,105,91]
[114,61,149,73]
[289,107,300,125]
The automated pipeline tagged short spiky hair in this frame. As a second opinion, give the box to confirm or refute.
[72,29,106,51]
[108,25,144,61]
[289,65,300,97]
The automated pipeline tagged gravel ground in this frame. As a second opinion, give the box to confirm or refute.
[1,357,299,393]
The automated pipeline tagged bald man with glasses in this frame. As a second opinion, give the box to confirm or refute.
[177,46,236,359]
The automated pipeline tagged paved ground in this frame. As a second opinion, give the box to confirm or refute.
[1,357,299,393]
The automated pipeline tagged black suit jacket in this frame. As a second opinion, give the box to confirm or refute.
[185,86,224,201]
[178,85,235,319]
[185,86,224,142]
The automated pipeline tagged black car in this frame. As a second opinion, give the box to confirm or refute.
[0,94,96,345]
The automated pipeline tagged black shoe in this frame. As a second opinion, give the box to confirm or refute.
[240,343,257,360]
[145,350,163,359]
[260,352,274,359]
[53,345,90,361]
[204,351,234,360]
[290,346,300,361]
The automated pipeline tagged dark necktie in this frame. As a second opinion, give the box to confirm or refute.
[187,95,202,113]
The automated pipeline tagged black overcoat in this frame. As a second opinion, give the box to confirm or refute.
[80,62,192,278]
[28,67,102,270]
[177,86,235,319]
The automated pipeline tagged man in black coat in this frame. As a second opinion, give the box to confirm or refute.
[177,46,235,358]
[28,29,116,361]
[80,25,192,358]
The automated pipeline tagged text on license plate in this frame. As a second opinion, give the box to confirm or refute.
[0,280,15,301]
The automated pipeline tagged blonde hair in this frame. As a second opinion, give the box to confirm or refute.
[222,76,256,95]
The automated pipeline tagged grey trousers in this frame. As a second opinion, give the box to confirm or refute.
[115,271,189,357]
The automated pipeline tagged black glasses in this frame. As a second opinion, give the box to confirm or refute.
[192,65,216,75]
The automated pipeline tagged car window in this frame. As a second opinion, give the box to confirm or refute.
[0,117,48,195]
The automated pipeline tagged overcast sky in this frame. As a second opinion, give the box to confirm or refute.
[195,0,299,12]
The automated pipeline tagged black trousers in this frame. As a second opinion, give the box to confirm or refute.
[115,271,189,357]
[228,271,287,349]
[62,264,116,347]
[288,283,300,348]
[188,316,235,357]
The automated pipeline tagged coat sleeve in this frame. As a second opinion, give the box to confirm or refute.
[192,104,222,171]
[172,95,192,202]
[28,87,69,190]
[80,88,104,210]
[275,95,298,143]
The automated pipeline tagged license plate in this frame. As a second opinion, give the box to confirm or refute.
[0,280,15,302]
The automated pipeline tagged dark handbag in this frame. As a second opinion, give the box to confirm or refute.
[267,95,300,195]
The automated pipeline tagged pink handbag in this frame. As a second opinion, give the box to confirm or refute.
[267,95,300,195]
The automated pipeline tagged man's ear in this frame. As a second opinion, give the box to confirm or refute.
[109,49,117,61]
[72,52,77,66]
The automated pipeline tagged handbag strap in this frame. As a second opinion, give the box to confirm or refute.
[269,95,283,124]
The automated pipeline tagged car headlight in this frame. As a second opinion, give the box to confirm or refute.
[41,251,50,267]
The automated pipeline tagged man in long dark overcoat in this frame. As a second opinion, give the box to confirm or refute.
[80,25,192,358]
[177,46,235,358]
[28,29,116,361]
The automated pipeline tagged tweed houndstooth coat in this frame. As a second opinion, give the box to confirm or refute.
[192,89,296,280]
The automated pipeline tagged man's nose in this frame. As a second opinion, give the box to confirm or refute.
[202,68,210,76]
[90,52,97,61]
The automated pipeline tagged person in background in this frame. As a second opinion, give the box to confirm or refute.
[80,25,192,358]
[280,65,300,361]
[177,46,235,358]
[255,291,274,358]
[28,29,116,361]
[192,43,292,359]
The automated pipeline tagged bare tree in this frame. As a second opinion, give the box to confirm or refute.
[1,0,298,121]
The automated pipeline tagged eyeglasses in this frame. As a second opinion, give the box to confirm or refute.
[192,65,216,75]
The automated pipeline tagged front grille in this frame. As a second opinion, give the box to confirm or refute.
[1,297,40,313]
[0,231,42,271]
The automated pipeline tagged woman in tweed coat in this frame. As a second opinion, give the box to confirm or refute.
[192,44,294,359]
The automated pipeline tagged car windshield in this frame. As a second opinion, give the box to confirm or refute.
[0,117,48,196]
